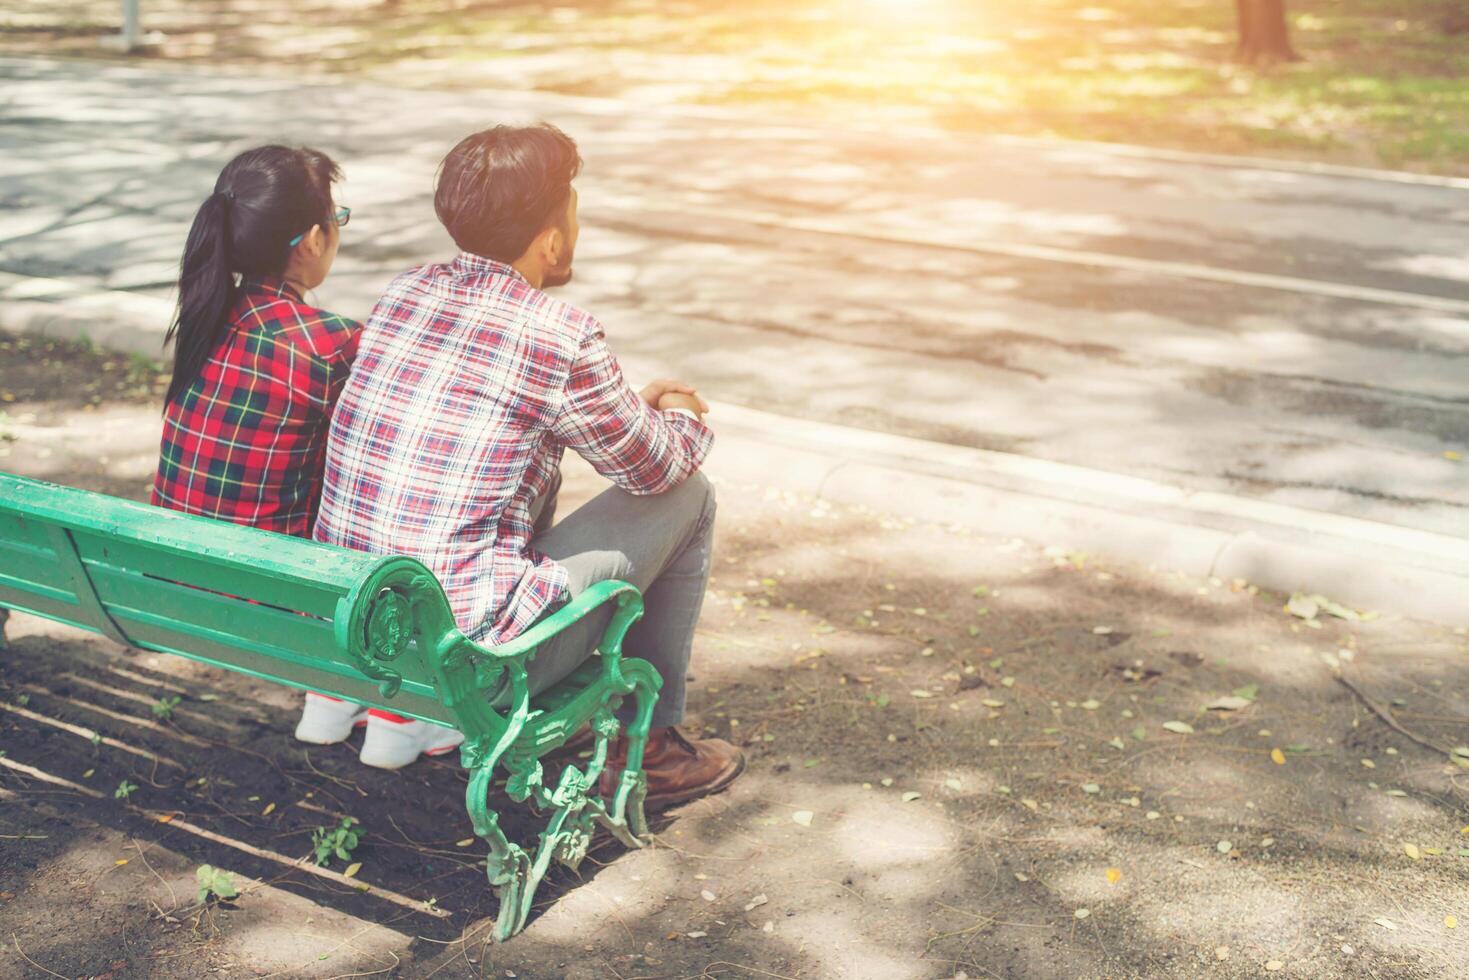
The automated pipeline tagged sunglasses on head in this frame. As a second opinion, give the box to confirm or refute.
[289,205,351,247]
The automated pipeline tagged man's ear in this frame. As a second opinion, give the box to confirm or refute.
[542,226,564,264]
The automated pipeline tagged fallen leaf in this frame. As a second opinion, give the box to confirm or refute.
[944,777,962,791]
[791,810,814,827]
[744,894,768,911]
[115,859,129,866]
[1080,699,1101,710]
[1448,915,1459,929]
[910,690,934,699]
[902,791,922,803]
[1265,960,1284,972]
[1452,747,1469,759]
[1270,748,1286,765]
[1081,783,1101,795]
[1205,695,1253,712]
[262,802,275,816]
[1232,683,1260,700]
[1285,594,1319,619]
[686,930,708,938]
[1108,737,1125,751]
[1092,626,1113,635]
[1074,908,1091,919]
[1375,917,1397,931]
[762,921,774,933]
[199,693,220,702]
[456,838,475,847]
[1105,867,1121,884]
[343,862,361,879]
[981,698,1005,708]
[1404,843,1421,861]
[700,889,716,902]
[1217,840,1233,854]
[1162,721,1194,734]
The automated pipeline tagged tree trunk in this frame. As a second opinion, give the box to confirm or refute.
[1234,0,1301,65]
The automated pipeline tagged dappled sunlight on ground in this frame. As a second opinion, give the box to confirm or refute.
[6,0,1469,171]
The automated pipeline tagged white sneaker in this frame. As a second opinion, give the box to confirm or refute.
[294,693,369,744]
[359,710,465,769]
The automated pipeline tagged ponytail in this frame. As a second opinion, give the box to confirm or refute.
[164,191,237,406]
[161,146,343,408]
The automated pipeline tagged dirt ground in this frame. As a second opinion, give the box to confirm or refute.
[3,334,1469,979]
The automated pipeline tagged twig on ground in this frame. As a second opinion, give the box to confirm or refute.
[129,836,180,909]
[302,749,369,797]
[9,934,69,980]
[1333,671,1448,756]
[700,962,800,980]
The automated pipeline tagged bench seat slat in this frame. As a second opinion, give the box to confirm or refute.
[0,581,87,628]
[96,611,454,725]
[72,532,346,619]
[1,474,380,593]
[0,517,73,592]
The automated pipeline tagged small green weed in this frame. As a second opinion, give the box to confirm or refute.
[311,817,361,867]
[150,695,181,719]
[114,780,138,800]
[195,864,238,904]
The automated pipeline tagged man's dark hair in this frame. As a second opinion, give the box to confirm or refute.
[434,124,582,262]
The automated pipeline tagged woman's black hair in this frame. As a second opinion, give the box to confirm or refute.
[163,145,342,406]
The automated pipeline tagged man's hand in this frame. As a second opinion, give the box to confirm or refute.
[657,390,709,422]
[640,379,710,415]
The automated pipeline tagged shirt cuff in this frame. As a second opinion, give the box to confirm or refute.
[663,407,700,422]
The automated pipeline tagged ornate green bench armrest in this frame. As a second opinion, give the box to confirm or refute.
[485,580,642,662]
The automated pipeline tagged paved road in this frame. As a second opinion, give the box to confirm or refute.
[2,56,1466,536]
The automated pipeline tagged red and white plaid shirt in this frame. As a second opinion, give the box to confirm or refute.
[314,253,713,644]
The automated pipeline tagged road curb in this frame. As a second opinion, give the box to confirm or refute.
[703,404,1468,625]
[3,275,1464,626]
[0,273,172,358]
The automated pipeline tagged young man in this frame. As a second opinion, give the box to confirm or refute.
[313,124,743,807]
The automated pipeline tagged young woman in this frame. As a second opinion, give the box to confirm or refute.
[151,145,385,754]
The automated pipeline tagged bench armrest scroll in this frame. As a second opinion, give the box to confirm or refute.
[481,580,643,662]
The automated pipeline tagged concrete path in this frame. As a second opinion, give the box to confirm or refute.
[2,57,1467,558]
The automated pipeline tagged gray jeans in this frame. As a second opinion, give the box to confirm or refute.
[508,466,716,728]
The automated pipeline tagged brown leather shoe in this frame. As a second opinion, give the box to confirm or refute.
[600,727,744,811]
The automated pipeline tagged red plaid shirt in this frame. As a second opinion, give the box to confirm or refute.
[152,277,361,537]
[313,253,713,644]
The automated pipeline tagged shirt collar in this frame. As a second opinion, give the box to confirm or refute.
[450,252,528,286]
[244,275,304,302]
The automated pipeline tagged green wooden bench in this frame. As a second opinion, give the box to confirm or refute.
[0,471,661,941]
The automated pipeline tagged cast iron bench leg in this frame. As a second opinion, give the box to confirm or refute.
[469,663,661,942]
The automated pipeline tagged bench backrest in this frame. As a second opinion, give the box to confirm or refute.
[0,472,465,726]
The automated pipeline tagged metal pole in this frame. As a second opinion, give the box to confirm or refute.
[121,0,141,52]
